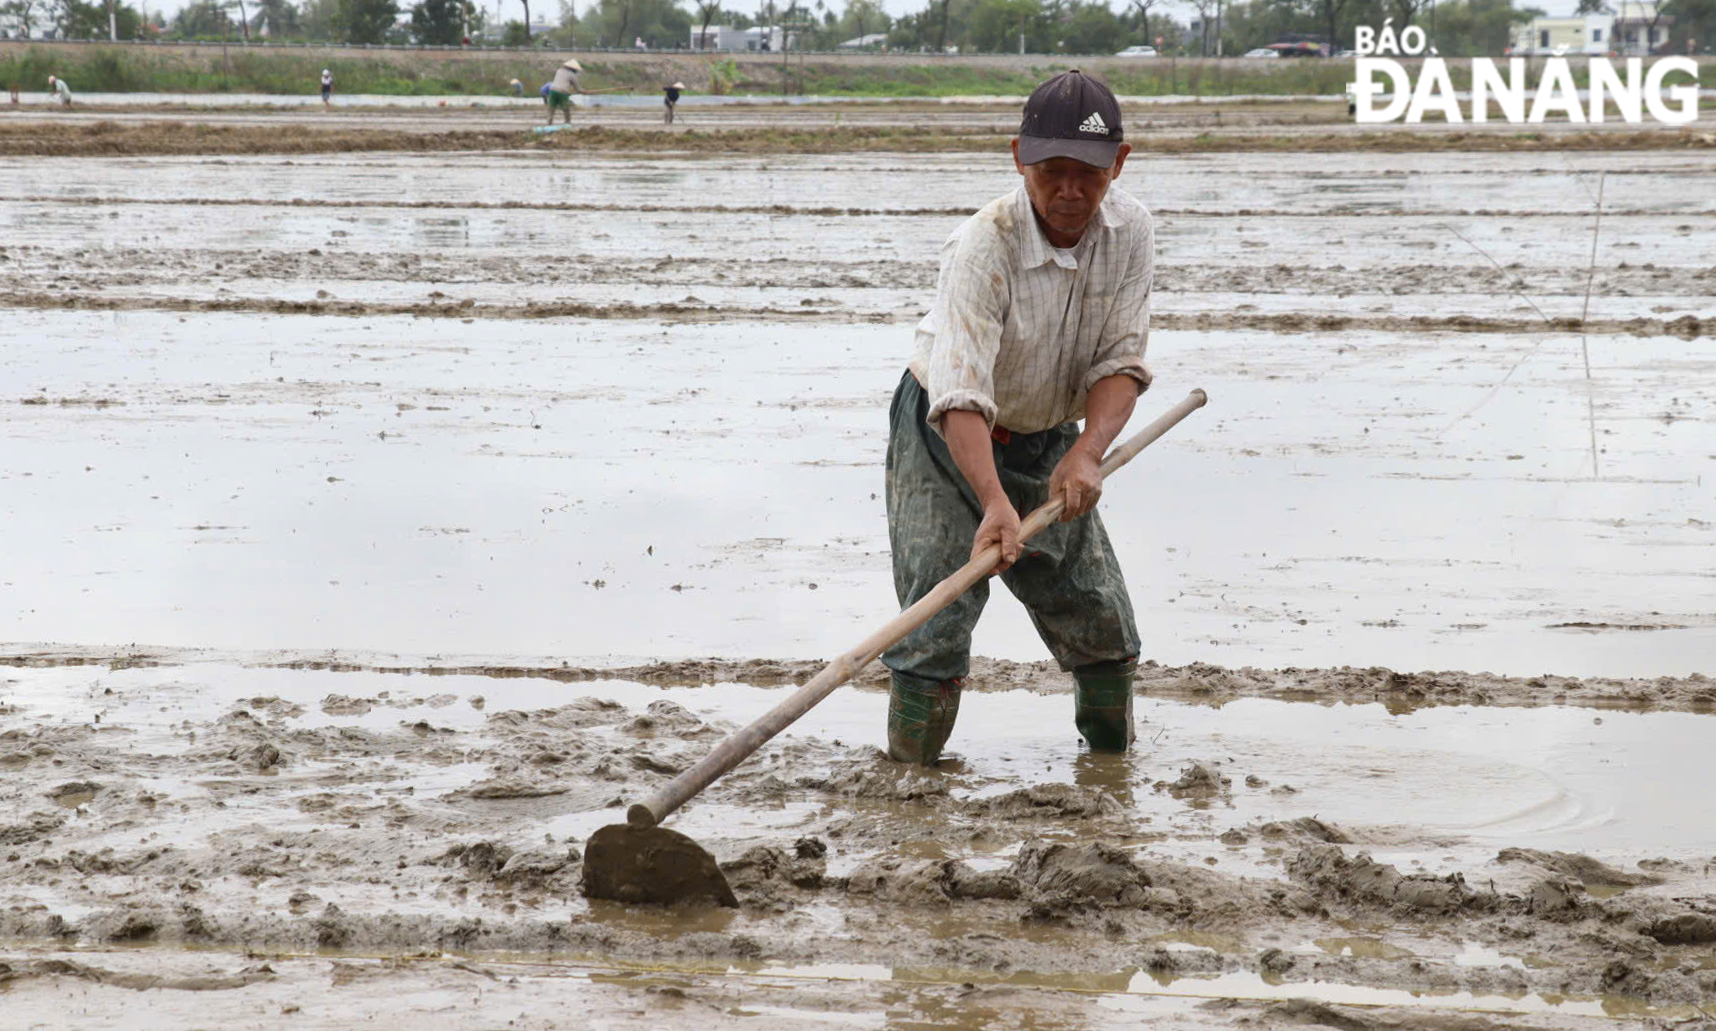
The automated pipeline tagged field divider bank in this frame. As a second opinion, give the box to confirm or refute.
[2,194,1696,221]
[3,291,1708,338]
[3,122,1714,158]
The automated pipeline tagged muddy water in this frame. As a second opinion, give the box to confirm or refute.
[6,142,1716,682]
[6,661,1714,878]
[5,305,1713,675]
[3,656,1714,1030]
[8,150,1716,211]
[5,137,1716,1031]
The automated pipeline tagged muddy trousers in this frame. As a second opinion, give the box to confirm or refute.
[882,370,1141,763]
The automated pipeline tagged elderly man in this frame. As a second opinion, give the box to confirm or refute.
[883,70,1153,766]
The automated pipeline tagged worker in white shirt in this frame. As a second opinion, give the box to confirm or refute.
[883,71,1153,765]
[48,75,73,106]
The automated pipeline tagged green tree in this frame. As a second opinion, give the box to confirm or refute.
[886,7,925,47]
[54,0,142,36]
[1056,0,1123,51]
[2,0,45,35]
[844,0,889,39]
[965,0,1042,52]
[173,0,229,33]
[1426,0,1536,54]
[338,0,396,41]
[1664,0,1716,52]
[690,0,718,46]
[1316,0,1349,47]
[410,0,466,41]
[585,0,689,47]
[298,0,337,37]
[933,0,955,48]
[254,0,300,35]
[499,16,528,40]
[1127,0,1160,45]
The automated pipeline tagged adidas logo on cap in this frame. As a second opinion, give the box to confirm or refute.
[1016,71,1124,165]
[1078,111,1109,135]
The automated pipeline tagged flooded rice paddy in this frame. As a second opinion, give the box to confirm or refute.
[2,139,1714,1029]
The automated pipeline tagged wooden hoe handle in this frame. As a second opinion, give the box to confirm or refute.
[628,388,1209,828]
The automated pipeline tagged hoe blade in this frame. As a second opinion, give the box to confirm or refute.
[580,823,738,907]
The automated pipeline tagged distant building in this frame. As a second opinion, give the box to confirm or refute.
[1511,13,1614,54]
[690,24,748,50]
[689,25,798,51]
[838,32,888,49]
[1511,3,1669,55]
[1612,0,1672,55]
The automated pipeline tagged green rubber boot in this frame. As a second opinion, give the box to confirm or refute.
[886,671,962,765]
[1073,659,1137,752]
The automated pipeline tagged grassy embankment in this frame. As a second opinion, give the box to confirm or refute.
[7,44,1710,98]
[2,43,1383,97]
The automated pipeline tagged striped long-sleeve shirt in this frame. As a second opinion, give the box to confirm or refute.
[908,183,1154,435]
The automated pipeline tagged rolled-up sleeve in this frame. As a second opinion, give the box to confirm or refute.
[1085,215,1154,395]
[922,234,1009,432]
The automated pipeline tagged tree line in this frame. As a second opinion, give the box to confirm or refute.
[5,0,1711,56]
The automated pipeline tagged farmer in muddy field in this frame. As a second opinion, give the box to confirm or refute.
[663,81,683,124]
[546,58,583,125]
[884,70,1151,766]
[47,75,72,107]
[320,68,333,108]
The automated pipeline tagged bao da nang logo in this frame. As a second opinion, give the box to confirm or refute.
[1350,20,1702,125]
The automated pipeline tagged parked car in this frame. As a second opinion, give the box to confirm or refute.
[1242,47,1280,58]
[1268,40,1328,56]
[1115,45,1159,57]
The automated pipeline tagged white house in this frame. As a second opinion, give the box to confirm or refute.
[689,24,748,50]
[1512,2,1670,56]
[1511,13,1614,54]
[838,32,888,49]
[1611,0,1672,55]
[689,24,798,50]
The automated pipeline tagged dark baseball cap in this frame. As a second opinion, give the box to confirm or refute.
[1017,70,1124,168]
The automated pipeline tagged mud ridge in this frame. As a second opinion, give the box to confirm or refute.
[6,245,1713,302]
[6,194,1687,221]
[5,645,1714,712]
[3,121,1712,158]
[3,291,1709,337]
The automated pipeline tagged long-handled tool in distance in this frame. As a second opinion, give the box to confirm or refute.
[581,388,1209,907]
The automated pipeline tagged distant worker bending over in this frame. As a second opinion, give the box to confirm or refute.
[47,75,72,107]
[546,59,583,126]
[883,71,1154,765]
[663,81,684,124]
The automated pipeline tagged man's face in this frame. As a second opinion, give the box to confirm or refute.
[1011,142,1132,243]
